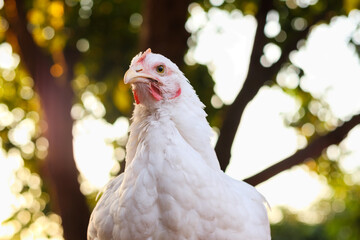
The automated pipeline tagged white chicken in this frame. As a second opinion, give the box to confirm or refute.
[87,48,271,240]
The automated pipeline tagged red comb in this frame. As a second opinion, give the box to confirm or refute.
[136,48,152,63]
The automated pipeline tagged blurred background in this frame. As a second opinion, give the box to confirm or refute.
[0,0,360,239]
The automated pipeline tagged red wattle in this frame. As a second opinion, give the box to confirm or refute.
[133,89,140,104]
[150,83,163,101]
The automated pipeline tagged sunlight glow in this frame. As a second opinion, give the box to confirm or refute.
[0,43,20,70]
[73,116,119,189]
[8,119,36,146]
[340,125,360,174]
[72,90,129,193]
[293,11,360,119]
[265,10,281,38]
[81,91,106,118]
[0,104,14,128]
[187,6,257,104]
[263,43,281,65]
[0,149,24,238]
[261,166,330,222]
[226,86,300,179]
[277,65,300,89]
[209,0,224,7]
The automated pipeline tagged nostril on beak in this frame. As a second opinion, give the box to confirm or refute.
[135,69,143,72]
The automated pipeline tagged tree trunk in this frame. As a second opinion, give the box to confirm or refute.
[215,0,273,171]
[5,1,90,239]
[42,75,90,240]
[140,0,191,68]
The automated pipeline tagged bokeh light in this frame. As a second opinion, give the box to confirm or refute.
[0,43,20,70]
[76,38,90,52]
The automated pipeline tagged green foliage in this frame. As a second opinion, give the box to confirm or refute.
[323,186,360,239]
[272,212,327,240]
[271,181,360,239]
[64,0,141,121]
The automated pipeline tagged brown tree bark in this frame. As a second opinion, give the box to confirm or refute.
[5,1,90,239]
[140,0,191,68]
[215,0,274,171]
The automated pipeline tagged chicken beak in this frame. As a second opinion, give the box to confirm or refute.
[124,68,138,84]
[124,68,154,84]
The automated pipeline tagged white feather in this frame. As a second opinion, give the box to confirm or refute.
[88,52,271,240]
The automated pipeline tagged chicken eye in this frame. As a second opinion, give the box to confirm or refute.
[156,65,165,74]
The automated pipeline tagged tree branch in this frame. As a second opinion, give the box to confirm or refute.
[268,10,329,77]
[244,113,360,186]
[215,1,330,171]
[215,0,274,171]
[140,0,191,68]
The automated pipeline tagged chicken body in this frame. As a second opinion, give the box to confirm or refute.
[88,49,271,240]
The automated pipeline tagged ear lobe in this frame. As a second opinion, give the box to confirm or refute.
[171,88,181,99]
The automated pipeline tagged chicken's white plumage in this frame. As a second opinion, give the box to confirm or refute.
[88,49,271,240]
